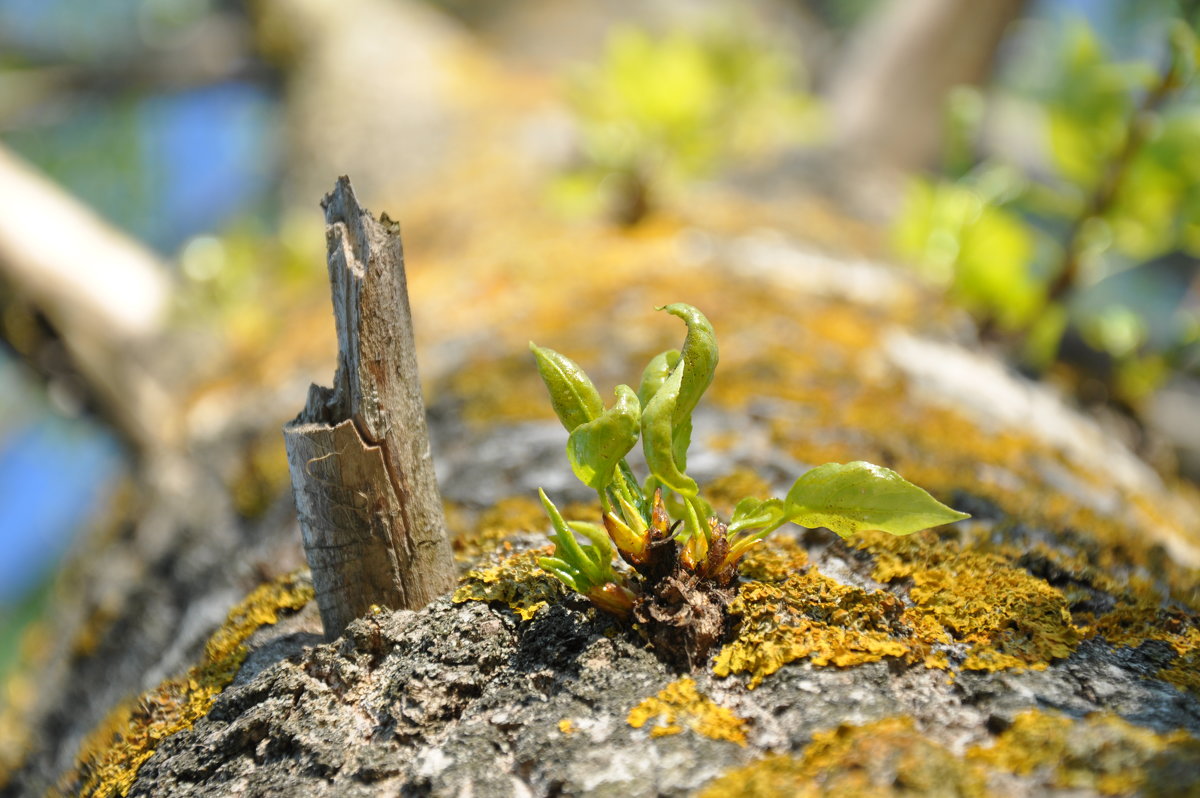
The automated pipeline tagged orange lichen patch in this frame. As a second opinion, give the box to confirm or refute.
[557,718,577,735]
[967,709,1197,796]
[718,530,1086,689]
[1087,604,1200,695]
[704,469,772,517]
[452,546,563,621]
[626,677,747,745]
[696,717,988,798]
[854,531,1082,672]
[451,496,550,561]
[737,535,808,583]
[66,572,314,798]
[713,564,915,688]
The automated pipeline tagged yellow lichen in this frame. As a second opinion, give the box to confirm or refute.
[558,718,576,735]
[713,564,915,688]
[626,677,748,745]
[967,709,1195,796]
[66,572,314,798]
[736,534,808,582]
[699,711,1199,797]
[452,546,563,621]
[704,469,772,517]
[716,530,1089,688]
[854,530,1082,672]
[697,717,988,798]
[451,496,549,562]
[1087,603,1200,695]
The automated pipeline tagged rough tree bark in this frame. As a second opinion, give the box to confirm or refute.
[283,177,456,639]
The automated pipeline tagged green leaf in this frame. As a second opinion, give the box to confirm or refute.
[640,365,698,496]
[539,488,612,588]
[537,557,581,592]
[639,304,718,495]
[567,385,640,491]
[530,343,604,432]
[638,349,680,407]
[784,461,969,538]
[728,496,788,535]
[568,521,615,569]
[661,303,718,424]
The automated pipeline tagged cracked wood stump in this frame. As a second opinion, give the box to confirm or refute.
[283,176,455,640]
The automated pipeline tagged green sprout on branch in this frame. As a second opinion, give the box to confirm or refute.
[531,304,969,660]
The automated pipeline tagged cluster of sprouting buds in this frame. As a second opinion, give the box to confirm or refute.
[532,304,969,619]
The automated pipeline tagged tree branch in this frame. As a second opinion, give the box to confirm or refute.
[283,177,456,639]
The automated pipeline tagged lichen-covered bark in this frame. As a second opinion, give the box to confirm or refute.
[109,532,1200,796]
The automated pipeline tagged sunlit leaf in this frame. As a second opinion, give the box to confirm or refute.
[728,496,788,535]
[785,461,969,538]
[638,348,680,407]
[640,366,697,496]
[567,385,640,491]
[530,343,603,432]
[538,488,613,589]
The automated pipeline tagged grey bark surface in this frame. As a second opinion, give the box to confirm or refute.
[5,226,1199,798]
[128,534,1200,798]
[284,178,456,639]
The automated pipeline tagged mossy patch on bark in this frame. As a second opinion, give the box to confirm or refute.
[626,677,747,745]
[62,573,314,798]
[452,546,564,621]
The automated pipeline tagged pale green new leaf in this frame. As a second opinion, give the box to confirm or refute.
[639,304,717,495]
[539,488,612,589]
[785,461,969,538]
[640,365,697,496]
[567,385,641,491]
[728,496,788,535]
[530,343,604,432]
[661,303,718,421]
[638,348,680,407]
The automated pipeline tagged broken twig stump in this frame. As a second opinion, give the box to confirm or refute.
[283,177,455,639]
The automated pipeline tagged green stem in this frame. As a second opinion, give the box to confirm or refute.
[684,494,707,542]
[614,459,646,519]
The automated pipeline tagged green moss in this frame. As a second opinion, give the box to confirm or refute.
[626,677,747,745]
[452,546,565,621]
[65,572,314,798]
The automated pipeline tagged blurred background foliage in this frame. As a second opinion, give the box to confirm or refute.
[894,9,1200,409]
[550,25,823,224]
[1,0,1199,682]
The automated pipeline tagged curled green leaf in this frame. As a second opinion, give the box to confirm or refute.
[728,497,788,535]
[539,488,614,589]
[567,385,640,491]
[640,366,698,496]
[784,461,970,538]
[530,343,604,432]
[659,303,718,423]
[638,349,680,407]
[638,304,718,497]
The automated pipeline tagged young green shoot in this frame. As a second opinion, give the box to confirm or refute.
[530,304,969,658]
